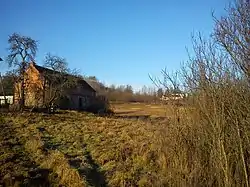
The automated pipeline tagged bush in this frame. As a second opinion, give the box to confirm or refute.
[156,1,250,185]
[85,97,114,115]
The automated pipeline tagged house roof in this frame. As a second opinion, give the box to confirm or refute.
[33,64,56,74]
[84,79,108,93]
[31,63,97,93]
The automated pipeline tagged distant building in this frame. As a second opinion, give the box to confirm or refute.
[14,62,103,110]
[0,95,13,105]
[160,93,188,101]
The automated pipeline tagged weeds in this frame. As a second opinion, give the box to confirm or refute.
[0,1,249,186]
[1,111,172,186]
[153,0,250,186]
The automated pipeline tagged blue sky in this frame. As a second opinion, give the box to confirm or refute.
[1,0,228,90]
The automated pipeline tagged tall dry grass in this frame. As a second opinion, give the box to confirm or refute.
[157,81,250,186]
[156,0,250,186]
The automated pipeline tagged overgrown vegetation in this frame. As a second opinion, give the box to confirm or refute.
[0,109,171,186]
[153,0,250,186]
[0,0,249,186]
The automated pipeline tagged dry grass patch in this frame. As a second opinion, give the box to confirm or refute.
[2,111,171,186]
[1,114,88,187]
[112,102,184,120]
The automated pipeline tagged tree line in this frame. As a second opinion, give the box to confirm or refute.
[0,70,164,104]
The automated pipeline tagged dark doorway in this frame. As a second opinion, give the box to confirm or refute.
[78,97,82,109]
[59,96,70,110]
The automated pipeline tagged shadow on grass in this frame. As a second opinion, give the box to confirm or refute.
[67,150,107,187]
[0,123,57,187]
[42,136,62,151]
[114,114,151,120]
[2,168,57,187]
[105,114,169,123]
[37,125,107,186]
[115,110,138,115]
[37,127,62,151]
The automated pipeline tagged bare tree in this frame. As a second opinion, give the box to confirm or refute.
[213,0,250,79]
[151,0,250,186]
[157,88,164,97]
[41,53,79,108]
[6,33,38,109]
[149,68,182,96]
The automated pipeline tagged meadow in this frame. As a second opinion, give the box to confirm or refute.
[1,97,250,187]
[0,103,178,187]
[1,0,249,186]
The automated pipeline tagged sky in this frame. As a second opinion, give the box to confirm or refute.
[1,0,229,91]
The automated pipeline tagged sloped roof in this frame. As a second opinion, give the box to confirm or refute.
[32,63,96,93]
[84,79,109,94]
[33,64,56,74]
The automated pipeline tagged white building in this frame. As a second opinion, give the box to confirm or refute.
[160,93,188,101]
[0,96,14,105]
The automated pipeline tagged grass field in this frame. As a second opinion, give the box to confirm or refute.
[112,102,185,118]
[0,103,174,186]
[1,101,248,186]
[113,102,167,117]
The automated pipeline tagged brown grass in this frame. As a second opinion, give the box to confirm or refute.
[1,1,249,186]
[0,108,172,186]
[1,92,250,186]
[112,102,183,118]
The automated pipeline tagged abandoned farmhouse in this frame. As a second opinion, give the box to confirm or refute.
[13,62,105,110]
